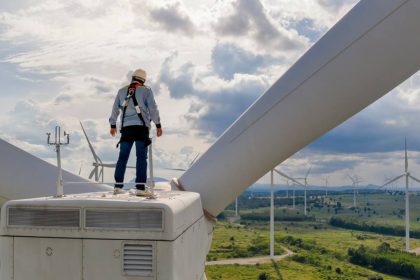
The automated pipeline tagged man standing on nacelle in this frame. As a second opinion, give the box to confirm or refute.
[109,69,163,196]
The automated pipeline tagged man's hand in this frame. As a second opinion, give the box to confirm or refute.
[157,128,163,137]
[110,127,117,137]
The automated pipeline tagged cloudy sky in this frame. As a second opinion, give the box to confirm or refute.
[1,0,420,189]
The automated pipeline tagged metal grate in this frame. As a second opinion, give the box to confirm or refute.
[8,207,80,228]
[123,243,154,276]
[85,209,163,230]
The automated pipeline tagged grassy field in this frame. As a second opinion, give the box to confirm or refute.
[237,192,420,231]
[206,192,420,279]
[206,222,410,279]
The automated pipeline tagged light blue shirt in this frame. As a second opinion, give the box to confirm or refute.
[109,84,161,129]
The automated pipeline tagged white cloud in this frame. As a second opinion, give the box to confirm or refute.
[149,2,196,36]
[214,0,309,54]
[2,0,420,189]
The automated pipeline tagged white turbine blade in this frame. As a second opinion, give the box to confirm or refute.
[381,174,404,188]
[100,166,104,182]
[164,167,187,172]
[354,174,362,183]
[96,162,133,169]
[88,168,96,179]
[78,161,83,176]
[409,175,420,184]
[405,137,408,173]
[80,121,101,163]
[101,163,117,168]
[98,166,104,180]
[273,169,303,186]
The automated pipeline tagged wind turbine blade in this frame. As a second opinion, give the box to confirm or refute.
[405,137,408,173]
[88,168,96,179]
[100,167,104,182]
[381,174,404,188]
[164,167,187,172]
[409,175,420,184]
[80,121,101,163]
[273,169,303,186]
[101,163,117,168]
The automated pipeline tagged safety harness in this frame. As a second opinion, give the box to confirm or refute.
[116,82,148,148]
[121,82,146,128]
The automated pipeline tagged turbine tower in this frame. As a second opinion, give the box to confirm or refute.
[382,138,420,252]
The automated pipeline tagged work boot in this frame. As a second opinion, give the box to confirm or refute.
[113,188,126,195]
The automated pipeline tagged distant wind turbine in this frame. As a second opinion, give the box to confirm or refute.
[80,121,135,182]
[273,169,304,209]
[295,167,311,216]
[382,138,420,253]
[348,174,362,208]
[325,177,329,197]
[164,153,200,172]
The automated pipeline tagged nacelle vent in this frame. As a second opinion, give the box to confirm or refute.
[85,209,163,231]
[7,207,80,228]
[123,243,155,277]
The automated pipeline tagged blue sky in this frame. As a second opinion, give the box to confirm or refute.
[1,0,419,188]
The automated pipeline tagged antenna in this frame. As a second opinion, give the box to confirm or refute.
[47,126,70,197]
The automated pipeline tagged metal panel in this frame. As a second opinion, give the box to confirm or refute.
[85,209,163,231]
[123,243,155,277]
[0,237,13,280]
[14,237,82,280]
[7,207,80,228]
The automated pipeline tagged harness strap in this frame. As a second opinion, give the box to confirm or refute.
[131,92,147,126]
[120,83,147,129]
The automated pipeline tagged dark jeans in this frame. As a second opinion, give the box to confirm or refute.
[114,140,148,190]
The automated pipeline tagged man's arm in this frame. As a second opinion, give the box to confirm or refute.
[146,88,163,137]
[109,93,121,137]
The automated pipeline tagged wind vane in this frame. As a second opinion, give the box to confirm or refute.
[47,126,70,197]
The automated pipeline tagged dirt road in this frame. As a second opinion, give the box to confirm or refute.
[206,248,294,266]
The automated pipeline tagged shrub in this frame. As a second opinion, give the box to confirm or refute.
[258,272,270,280]
[335,267,342,274]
